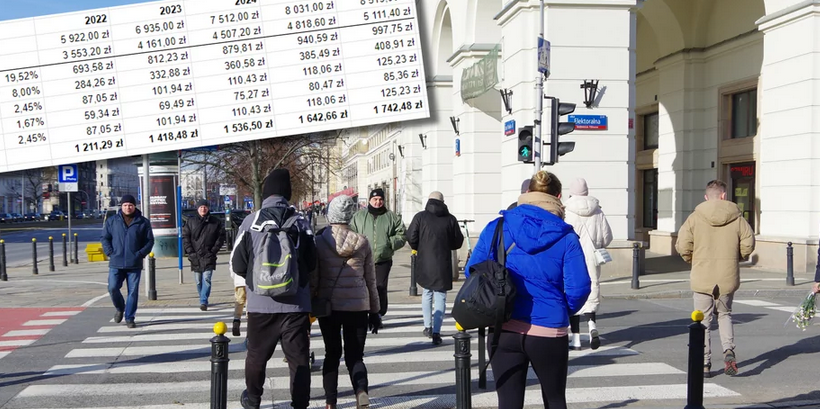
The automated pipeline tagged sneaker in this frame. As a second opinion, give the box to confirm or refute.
[724,350,738,376]
[422,327,432,338]
[355,390,370,409]
[589,329,601,350]
[240,389,261,409]
[200,304,207,311]
[232,319,241,337]
[126,321,136,329]
[114,310,123,324]
[704,363,711,378]
[310,351,315,367]
[570,333,582,350]
[431,333,442,345]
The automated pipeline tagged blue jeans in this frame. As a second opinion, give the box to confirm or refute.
[195,270,213,306]
[422,288,447,334]
[108,268,142,322]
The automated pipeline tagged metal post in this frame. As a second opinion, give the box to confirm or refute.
[786,242,794,286]
[451,249,459,281]
[478,326,487,389]
[685,310,706,409]
[32,238,38,275]
[62,233,68,267]
[73,233,79,264]
[631,242,640,290]
[210,322,231,409]
[453,325,472,409]
[533,0,545,170]
[48,236,55,272]
[0,240,7,281]
[148,252,157,301]
[409,250,418,296]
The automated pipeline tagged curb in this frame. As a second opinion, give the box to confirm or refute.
[603,288,811,300]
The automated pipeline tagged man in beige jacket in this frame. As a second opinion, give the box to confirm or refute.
[676,180,754,378]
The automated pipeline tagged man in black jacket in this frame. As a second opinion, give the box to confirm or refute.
[182,199,226,311]
[407,191,464,345]
[813,247,819,294]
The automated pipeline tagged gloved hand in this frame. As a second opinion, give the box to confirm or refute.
[368,313,382,334]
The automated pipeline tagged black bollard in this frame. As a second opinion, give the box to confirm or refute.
[210,322,231,409]
[631,242,640,290]
[48,236,55,272]
[32,238,38,275]
[148,252,157,301]
[685,310,706,409]
[453,325,472,409]
[0,240,6,281]
[62,233,68,267]
[786,242,794,286]
[73,233,79,264]
[478,326,486,389]
[409,250,419,296]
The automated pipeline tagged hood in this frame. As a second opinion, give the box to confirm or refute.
[322,225,367,258]
[564,195,600,217]
[501,203,575,255]
[424,199,450,217]
[693,199,742,227]
[258,195,295,225]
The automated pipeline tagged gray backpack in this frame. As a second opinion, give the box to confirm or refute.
[250,214,301,299]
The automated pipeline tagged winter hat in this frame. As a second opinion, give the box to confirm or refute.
[370,188,385,199]
[429,191,444,202]
[262,168,292,201]
[120,194,136,205]
[520,178,531,194]
[327,195,357,224]
[569,178,589,196]
[195,199,209,208]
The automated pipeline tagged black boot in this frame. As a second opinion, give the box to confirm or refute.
[232,319,241,337]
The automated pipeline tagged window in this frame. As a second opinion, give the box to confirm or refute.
[643,112,659,149]
[731,88,757,138]
[642,169,658,229]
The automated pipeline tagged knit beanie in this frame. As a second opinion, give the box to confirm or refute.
[120,194,136,205]
[195,199,209,209]
[569,178,589,196]
[262,168,292,201]
[327,195,357,224]
[370,188,385,199]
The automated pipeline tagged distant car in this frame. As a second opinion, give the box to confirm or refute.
[10,213,23,222]
[0,213,13,223]
[24,212,41,222]
[46,211,65,221]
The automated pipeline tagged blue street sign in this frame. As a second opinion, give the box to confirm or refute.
[504,120,516,136]
[568,115,608,130]
[58,164,78,183]
[538,37,550,76]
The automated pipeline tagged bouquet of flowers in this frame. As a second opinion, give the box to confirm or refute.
[788,291,817,331]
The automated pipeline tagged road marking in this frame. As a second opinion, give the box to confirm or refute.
[734,300,780,307]
[23,319,67,326]
[0,339,36,347]
[3,329,51,337]
[768,306,796,313]
[0,351,9,360]
[82,293,111,307]
[41,311,81,317]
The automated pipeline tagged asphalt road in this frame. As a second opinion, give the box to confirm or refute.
[0,221,104,268]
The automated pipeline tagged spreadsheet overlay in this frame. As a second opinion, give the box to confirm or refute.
[0,0,430,172]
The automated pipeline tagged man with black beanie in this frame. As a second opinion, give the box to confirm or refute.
[349,187,406,321]
[182,199,225,311]
[230,168,317,409]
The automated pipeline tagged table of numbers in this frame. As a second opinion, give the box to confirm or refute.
[0,0,430,172]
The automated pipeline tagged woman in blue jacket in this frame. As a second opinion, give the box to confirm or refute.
[466,171,591,409]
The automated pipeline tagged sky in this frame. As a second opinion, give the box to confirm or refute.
[1,0,159,21]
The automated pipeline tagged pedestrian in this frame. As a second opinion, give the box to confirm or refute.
[349,188,406,321]
[406,191,464,345]
[563,178,613,350]
[506,178,531,210]
[466,171,590,409]
[100,194,154,329]
[230,267,247,337]
[311,195,381,409]
[676,179,755,378]
[182,199,226,311]
[230,168,317,409]
[814,246,820,294]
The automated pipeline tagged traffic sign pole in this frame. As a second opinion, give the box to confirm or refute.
[534,1,546,170]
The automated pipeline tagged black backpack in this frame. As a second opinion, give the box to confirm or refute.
[451,217,516,366]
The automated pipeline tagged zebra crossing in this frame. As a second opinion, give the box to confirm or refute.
[3,303,741,409]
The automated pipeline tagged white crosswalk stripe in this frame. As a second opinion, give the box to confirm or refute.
[5,304,741,409]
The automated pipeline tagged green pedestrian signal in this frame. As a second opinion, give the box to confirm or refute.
[517,125,534,163]
[520,146,531,158]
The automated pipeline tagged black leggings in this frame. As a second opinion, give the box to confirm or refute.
[490,331,569,409]
[569,312,596,333]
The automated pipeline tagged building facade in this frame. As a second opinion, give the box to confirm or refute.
[95,157,140,210]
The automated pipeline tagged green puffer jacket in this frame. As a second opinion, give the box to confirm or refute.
[349,209,406,263]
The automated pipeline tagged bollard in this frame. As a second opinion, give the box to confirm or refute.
[409,250,419,296]
[453,322,472,409]
[73,233,79,264]
[62,233,68,267]
[210,321,231,409]
[0,240,6,281]
[32,238,38,275]
[631,242,640,290]
[685,310,706,409]
[48,236,55,272]
[148,252,157,301]
[786,242,794,286]
[478,326,486,389]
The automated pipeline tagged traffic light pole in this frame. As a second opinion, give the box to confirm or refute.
[533,0,545,171]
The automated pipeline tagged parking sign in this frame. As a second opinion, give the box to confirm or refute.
[58,164,78,192]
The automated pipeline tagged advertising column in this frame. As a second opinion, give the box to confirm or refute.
[138,164,179,258]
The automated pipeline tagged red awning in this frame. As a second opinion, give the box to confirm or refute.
[328,187,357,203]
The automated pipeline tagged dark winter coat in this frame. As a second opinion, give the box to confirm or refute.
[406,199,464,291]
[814,247,819,283]
[101,209,154,270]
[182,212,226,272]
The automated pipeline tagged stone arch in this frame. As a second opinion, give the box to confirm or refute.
[431,0,454,76]
[465,0,503,44]
[637,0,686,57]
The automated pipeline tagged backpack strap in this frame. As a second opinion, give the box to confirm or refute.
[485,218,514,373]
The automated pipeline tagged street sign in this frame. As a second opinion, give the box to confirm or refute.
[58,164,78,192]
[538,38,551,77]
[568,115,608,130]
[504,120,516,136]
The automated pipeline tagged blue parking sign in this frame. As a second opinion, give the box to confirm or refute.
[58,164,78,183]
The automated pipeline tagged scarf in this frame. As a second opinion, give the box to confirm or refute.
[368,204,387,216]
[517,191,565,220]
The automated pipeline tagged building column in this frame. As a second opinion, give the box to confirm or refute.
[419,76,455,206]
[756,1,820,271]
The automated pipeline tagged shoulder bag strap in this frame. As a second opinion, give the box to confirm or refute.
[486,217,510,372]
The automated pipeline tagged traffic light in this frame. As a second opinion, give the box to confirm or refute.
[548,98,576,165]
[517,125,534,163]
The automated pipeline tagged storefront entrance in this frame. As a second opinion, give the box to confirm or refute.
[729,162,755,230]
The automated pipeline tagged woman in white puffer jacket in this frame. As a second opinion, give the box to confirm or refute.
[563,178,613,350]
